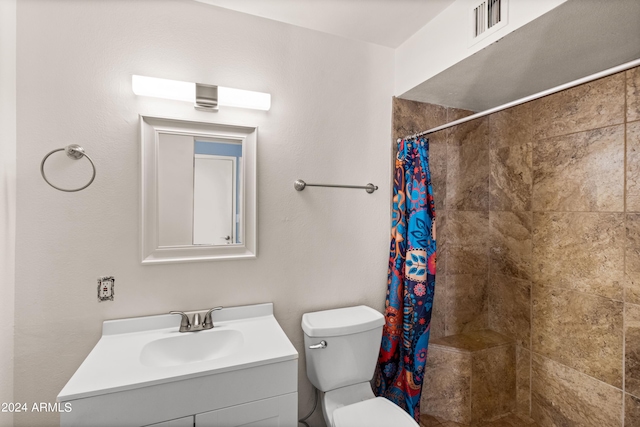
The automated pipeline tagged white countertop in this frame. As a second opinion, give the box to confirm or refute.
[57,303,298,401]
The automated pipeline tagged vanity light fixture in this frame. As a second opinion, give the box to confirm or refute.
[131,75,271,111]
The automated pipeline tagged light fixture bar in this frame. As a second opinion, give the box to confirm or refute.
[132,75,194,103]
[195,83,219,112]
[132,75,271,111]
[218,86,271,111]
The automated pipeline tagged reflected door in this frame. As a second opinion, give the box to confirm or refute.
[193,155,236,245]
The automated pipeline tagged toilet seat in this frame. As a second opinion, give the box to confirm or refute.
[331,397,419,427]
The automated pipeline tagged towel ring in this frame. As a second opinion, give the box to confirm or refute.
[40,144,96,192]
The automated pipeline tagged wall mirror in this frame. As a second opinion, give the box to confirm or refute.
[140,116,257,264]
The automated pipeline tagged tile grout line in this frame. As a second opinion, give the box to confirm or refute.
[488,112,493,350]
[534,120,626,143]
[623,69,628,427]
[531,351,626,393]
[531,282,626,303]
[444,107,449,340]
[529,102,534,420]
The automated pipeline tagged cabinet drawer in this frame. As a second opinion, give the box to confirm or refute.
[195,393,297,427]
[144,415,194,427]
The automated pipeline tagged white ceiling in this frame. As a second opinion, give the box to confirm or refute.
[401,0,640,111]
[193,0,457,48]
[193,0,640,112]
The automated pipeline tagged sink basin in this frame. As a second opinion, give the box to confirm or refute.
[140,328,243,368]
[57,303,298,403]
[57,303,299,427]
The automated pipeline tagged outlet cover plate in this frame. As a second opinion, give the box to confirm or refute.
[97,276,115,302]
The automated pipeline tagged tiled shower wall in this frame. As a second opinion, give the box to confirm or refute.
[393,66,640,426]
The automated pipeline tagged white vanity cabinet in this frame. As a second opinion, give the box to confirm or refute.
[195,393,297,427]
[145,416,194,427]
[142,393,297,427]
[58,304,298,427]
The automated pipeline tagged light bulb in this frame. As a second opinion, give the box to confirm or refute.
[132,75,271,111]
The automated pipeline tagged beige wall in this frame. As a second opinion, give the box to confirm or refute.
[397,66,640,426]
[0,0,17,426]
[14,1,393,426]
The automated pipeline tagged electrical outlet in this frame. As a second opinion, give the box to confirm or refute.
[97,276,115,302]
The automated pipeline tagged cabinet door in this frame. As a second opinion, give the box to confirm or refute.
[195,393,297,427]
[144,415,194,427]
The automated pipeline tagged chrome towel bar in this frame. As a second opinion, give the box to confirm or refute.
[294,179,377,194]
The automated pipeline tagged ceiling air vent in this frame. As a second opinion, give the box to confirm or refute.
[474,1,487,37]
[470,0,508,46]
[488,0,502,29]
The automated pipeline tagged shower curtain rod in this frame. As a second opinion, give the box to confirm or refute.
[401,57,640,141]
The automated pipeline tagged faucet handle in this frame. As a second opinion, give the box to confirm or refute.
[170,311,191,332]
[202,307,223,329]
[192,312,202,328]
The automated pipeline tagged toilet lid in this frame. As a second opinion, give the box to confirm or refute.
[332,397,419,427]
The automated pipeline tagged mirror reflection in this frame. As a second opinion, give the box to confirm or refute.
[193,140,242,245]
[156,135,243,248]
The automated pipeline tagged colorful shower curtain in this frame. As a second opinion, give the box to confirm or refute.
[374,136,436,421]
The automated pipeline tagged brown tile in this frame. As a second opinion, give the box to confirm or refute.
[447,247,489,276]
[516,347,531,417]
[531,72,625,140]
[491,103,532,149]
[419,413,443,427]
[531,354,623,427]
[490,143,532,212]
[489,104,533,211]
[447,211,489,275]
[431,272,446,340]
[448,107,476,123]
[626,393,640,426]
[431,330,512,353]
[531,285,623,388]
[480,412,537,426]
[626,213,640,305]
[471,344,516,421]
[512,413,538,426]
[422,346,472,424]
[432,212,446,339]
[436,212,447,277]
[627,273,640,313]
[628,67,640,123]
[393,97,447,143]
[430,414,453,425]
[626,303,640,397]
[490,211,532,281]
[430,142,447,211]
[626,121,640,212]
[489,274,531,348]
[445,274,488,335]
[532,124,624,212]
[424,413,540,427]
[446,117,490,211]
[447,211,488,243]
[532,212,624,300]
[430,129,448,146]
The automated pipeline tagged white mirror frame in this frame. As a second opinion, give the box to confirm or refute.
[140,115,257,264]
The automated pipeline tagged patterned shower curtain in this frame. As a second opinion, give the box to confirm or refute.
[374,136,436,421]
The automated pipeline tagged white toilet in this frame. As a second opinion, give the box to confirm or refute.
[302,305,419,427]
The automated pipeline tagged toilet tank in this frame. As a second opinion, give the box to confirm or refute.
[302,305,385,392]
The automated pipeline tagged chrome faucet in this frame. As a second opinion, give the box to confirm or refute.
[170,307,223,332]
